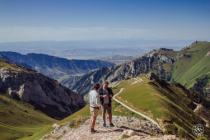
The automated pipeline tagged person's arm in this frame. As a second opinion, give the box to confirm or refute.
[100,89,108,98]
[108,88,114,98]
[89,91,94,107]
[98,89,103,98]
[96,92,101,107]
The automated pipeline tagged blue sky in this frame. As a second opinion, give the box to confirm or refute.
[0,0,209,43]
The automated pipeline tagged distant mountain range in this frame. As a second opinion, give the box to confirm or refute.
[98,55,135,64]
[0,52,114,89]
[0,40,185,59]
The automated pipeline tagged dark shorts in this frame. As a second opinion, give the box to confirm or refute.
[102,104,112,114]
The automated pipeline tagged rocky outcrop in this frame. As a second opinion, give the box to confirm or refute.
[73,48,176,95]
[194,104,210,128]
[72,67,111,95]
[0,60,85,119]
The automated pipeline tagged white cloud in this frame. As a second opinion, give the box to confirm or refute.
[0,26,209,42]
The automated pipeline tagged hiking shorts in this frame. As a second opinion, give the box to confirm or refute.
[90,107,100,117]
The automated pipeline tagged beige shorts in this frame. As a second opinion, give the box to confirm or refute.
[90,107,100,117]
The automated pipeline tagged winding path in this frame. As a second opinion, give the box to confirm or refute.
[113,87,161,129]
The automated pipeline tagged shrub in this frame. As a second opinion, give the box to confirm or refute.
[164,124,178,135]
[178,127,187,139]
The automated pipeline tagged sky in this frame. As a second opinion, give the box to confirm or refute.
[0,0,210,43]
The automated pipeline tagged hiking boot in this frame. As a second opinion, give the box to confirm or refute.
[103,123,106,127]
[90,128,97,133]
[110,123,115,127]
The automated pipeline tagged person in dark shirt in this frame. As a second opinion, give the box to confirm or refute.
[99,81,114,127]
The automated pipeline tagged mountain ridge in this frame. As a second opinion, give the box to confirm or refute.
[0,59,85,119]
[0,51,114,87]
[72,47,177,95]
[72,41,210,98]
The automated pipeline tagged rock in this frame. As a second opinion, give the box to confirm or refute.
[206,51,210,56]
[206,122,210,128]
[194,104,210,128]
[120,130,136,138]
[160,135,177,140]
[52,123,60,129]
[140,135,178,140]
[126,135,141,140]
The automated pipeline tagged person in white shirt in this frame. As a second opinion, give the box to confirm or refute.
[89,83,101,133]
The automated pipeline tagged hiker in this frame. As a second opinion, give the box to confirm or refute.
[89,83,101,133]
[99,81,114,127]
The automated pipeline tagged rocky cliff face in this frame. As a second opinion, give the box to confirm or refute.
[73,48,176,95]
[107,48,175,82]
[72,67,111,95]
[0,59,85,119]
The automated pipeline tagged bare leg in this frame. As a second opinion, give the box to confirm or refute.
[108,107,114,126]
[108,112,112,124]
[102,106,107,125]
[91,115,97,130]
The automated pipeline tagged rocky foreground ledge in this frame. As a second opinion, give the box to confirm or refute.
[43,116,179,140]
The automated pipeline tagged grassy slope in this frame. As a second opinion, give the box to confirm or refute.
[0,95,55,140]
[114,76,210,139]
[0,60,56,140]
[172,42,210,88]
[0,59,30,73]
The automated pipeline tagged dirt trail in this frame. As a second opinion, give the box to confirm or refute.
[113,82,161,129]
[43,116,178,140]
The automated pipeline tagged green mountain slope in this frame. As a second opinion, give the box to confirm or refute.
[172,41,210,88]
[0,59,84,140]
[0,95,55,140]
[113,74,210,139]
